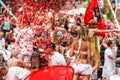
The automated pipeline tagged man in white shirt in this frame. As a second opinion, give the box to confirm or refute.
[46,43,66,66]
[50,51,67,66]
[0,64,30,80]
[6,66,30,80]
[15,26,34,63]
[0,50,11,62]
[102,40,116,80]
[0,32,5,49]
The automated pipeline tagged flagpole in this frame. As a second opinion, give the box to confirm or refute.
[0,0,18,22]
[106,0,120,30]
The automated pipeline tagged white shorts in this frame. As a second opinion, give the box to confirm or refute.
[71,63,92,75]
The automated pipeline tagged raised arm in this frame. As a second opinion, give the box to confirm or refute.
[96,29,114,33]
[102,37,109,49]
[114,29,120,32]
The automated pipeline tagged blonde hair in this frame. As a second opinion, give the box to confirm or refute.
[78,27,88,41]
[88,19,98,28]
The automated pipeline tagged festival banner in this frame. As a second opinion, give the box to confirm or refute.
[84,0,98,25]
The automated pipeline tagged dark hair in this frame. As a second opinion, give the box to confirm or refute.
[30,53,41,69]
[0,63,7,74]
[107,40,113,47]
[30,53,40,62]
[51,43,56,50]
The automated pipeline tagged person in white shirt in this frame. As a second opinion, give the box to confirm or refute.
[0,64,30,80]
[68,14,75,29]
[0,32,11,62]
[15,25,34,63]
[0,32,5,49]
[102,40,116,80]
[46,43,66,66]
[6,66,30,80]
[0,50,11,62]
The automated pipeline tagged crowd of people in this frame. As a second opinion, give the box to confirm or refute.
[0,0,120,80]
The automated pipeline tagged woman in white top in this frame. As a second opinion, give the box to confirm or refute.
[70,27,91,80]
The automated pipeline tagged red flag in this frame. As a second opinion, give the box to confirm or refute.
[84,0,106,37]
[97,18,106,37]
[84,0,98,25]
[25,66,74,80]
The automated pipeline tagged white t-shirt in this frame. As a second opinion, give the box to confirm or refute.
[68,16,75,29]
[15,27,34,62]
[104,48,115,70]
[6,67,30,80]
[0,50,11,61]
[103,48,116,80]
[0,38,5,49]
[50,51,66,66]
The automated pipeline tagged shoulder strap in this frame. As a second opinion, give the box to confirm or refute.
[78,39,82,52]
[75,39,82,62]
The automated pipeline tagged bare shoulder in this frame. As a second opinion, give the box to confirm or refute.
[86,41,90,46]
